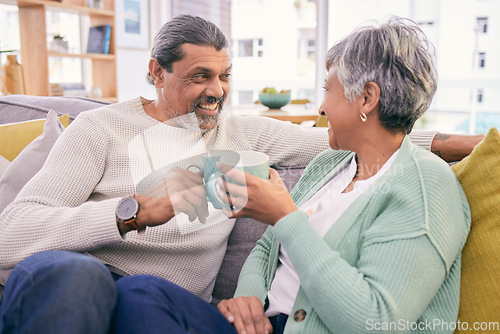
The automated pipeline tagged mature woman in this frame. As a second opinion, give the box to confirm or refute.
[216,17,470,334]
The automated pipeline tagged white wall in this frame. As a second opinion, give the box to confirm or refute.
[115,0,172,101]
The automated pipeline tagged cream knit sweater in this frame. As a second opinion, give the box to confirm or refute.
[0,98,436,301]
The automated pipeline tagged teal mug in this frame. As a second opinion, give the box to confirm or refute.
[188,151,270,210]
[187,150,233,183]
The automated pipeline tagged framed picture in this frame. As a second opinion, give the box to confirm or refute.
[115,0,150,49]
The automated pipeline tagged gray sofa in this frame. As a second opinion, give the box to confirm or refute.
[0,94,305,304]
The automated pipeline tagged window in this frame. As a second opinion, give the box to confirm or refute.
[46,10,84,86]
[307,39,315,57]
[477,17,488,33]
[477,89,483,103]
[232,0,317,104]
[478,52,486,68]
[0,4,21,63]
[237,90,254,104]
[235,39,263,57]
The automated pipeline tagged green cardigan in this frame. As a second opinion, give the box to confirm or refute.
[234,136,470,333]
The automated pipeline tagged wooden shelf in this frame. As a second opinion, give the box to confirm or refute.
[48,51,116,60]
[100,97,118,103]
[17,0,114,16]
[16,0,117,99]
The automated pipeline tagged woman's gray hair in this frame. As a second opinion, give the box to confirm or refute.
[146,14,229,84]
[326,16,437,134]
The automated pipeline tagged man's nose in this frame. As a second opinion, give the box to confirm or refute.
[206,78,224,99]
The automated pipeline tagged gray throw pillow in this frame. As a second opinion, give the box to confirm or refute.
[0,110,65,213]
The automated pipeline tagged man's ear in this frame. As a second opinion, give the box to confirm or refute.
[148,58,164,88]
[361,82,380,115]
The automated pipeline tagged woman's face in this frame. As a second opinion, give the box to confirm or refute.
[320,67,362,150]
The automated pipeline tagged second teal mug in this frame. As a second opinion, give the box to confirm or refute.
[189,151,270,210]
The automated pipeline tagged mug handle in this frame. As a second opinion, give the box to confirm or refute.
[186,164,202,174]
[206,172,230,210]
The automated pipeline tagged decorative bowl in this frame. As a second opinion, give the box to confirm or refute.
[258,93,291,109]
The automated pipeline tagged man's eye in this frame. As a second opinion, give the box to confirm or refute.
[322,85,327,91]
[220,73,231,81]
[194,74,208,80]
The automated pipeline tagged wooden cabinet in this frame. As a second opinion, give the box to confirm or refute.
[16,0,116,101]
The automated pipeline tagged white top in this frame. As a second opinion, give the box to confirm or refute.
[266,149,400,316]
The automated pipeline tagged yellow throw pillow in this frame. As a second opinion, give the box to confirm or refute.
[452,127,500,334]
[0,114,69,162]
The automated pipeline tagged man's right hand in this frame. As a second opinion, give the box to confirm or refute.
[217,296,273,334]
[134,167,209,230]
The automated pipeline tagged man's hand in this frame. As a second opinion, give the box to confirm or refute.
[217,296,273,334]
[431,133,483,162]
[132,167,208,232]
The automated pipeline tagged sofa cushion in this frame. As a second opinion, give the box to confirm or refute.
[0,95,109,125]
[451,127,500,332]
[0,156,9,178]
[0,110,68,213]
[211,166,305,305]
[0,113,69,162]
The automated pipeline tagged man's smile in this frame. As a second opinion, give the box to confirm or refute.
[197,102,219,116]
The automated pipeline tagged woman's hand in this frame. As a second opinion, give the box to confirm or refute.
[217,297,273,334]
[216,163,298,225]
[135,167,209,227]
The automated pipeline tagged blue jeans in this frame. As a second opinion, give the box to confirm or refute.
[0,250,237,334]
[269,313,288,334]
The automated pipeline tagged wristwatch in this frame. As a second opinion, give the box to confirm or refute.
[116,195,145,234]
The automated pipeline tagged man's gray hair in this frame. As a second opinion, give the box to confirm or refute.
[325,16,437,134]
[147,14,228,84]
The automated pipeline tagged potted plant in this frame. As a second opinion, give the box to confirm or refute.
[51,35,69,53]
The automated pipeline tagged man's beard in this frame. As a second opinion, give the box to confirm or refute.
[164,96,225,132]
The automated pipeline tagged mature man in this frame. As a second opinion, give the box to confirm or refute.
[0,14,479,333]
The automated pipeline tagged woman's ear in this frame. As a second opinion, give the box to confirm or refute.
[361,82,381,115]
[148,59,164,88]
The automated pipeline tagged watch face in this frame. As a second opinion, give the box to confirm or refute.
[118,197,139,220]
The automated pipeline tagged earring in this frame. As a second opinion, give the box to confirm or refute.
[360,112,367,122]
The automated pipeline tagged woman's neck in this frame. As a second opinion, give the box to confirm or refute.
[353,130,404,181]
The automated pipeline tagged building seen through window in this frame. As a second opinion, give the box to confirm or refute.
[477,17,488,33]
[478,52,486,68]
[0,4,20,65]
[1,0,499,134]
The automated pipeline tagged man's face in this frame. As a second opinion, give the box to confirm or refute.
[158,44,231,131]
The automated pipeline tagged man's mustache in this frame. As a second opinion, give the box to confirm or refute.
[191,96,225,110]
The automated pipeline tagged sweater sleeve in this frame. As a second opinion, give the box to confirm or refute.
[225,115,330,167]
[270,211,447,333]
[0,114,124,269]
[233,227,275,304]
[408,129,436,152]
